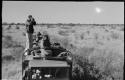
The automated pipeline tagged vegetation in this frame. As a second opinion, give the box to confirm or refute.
[16,25,20,29]
[50,33,124,80]
[58,30,69,36]
[2,24,124,80]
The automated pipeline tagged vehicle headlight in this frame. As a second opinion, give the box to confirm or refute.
[36,69,40,73]
[67,56,72,61]
[44,74,51,78]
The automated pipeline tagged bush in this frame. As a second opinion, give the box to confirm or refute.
[2,35,13,48]
[6,25,11,30]
[120,26,124,31]
[11,47,24,61]
[80,33,84,40]
[22,32,26,36]
[2,55,15,62]
[47,25,56,28]
[110,32,120,40]
[75,47,95,57]
[68,23,76,26]
[58,30,69,36]
[89,48,124,80]
[49,34,124,80]
[2,35,23,48]
[2,22,8,25]
[16,25,20,29]
[60,26,72,29]
[49,35,72,50]
[72,54,103,80]
[72,52,124,80]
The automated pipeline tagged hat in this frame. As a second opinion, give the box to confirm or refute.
[37,32,42,36]
[28,15,32,18]
[33,41,37,44]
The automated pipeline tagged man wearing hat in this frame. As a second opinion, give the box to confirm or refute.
[25,15,36,51]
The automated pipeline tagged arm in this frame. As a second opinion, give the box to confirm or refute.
[31,18,36,25]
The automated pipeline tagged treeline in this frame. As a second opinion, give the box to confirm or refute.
[2,22,25,25]
[2,22,124,26]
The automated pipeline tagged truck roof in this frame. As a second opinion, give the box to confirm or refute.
[29,60,70,68]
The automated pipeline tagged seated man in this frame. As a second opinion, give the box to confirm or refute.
[51,43,67,57]
[32,32,52,59]
[42,32,51,50]
[36,32,43,42]
[40,33,52,57]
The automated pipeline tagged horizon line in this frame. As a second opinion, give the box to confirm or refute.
[2,22,124,25]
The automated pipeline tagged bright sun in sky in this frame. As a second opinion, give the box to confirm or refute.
[95,7,102,13]
[2,2,124,24]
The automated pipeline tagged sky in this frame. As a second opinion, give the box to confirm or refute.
[2,1,124,24]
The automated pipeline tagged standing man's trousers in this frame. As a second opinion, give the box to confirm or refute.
[25,32,33,51]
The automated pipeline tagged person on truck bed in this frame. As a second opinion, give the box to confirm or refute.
[36,32,42,42]
[25,15,36,52]
[39,32,52,57]
[42,32,51,50]
[51,43,67,57]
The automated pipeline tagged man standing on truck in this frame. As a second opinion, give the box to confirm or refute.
[25,15,36,52]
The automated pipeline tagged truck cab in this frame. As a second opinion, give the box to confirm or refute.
[22,57,72,80]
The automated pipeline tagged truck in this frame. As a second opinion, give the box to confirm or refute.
[23,55,72,80]
[22,33,72,80]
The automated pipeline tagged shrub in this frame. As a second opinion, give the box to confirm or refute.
[2,35,23,48]
[2,61,22,79]
[16,25,20,29]
[75,47,95,57]
[11,47,24,61]
[60,26,72,29]
[110,32,120,40]
[8,70,17,78]
[94,33,98,40]
[111,25,116,29]
[2,55,15,62]
[2,22,8,25]
[68,23,76,26]
[49,34,123,80]
[22,32,26,36]
[4,35,12,40]
[70,43,123,80]
[49,35,72,50]
[80,33,84,40]
[105,29,109,32]
[71,30,75,33]
[2,35,13,48]
[89,48,124,80]
[58,30,69,36]
[6,25,11,30]
[72,54,103,80]
[86,31,90,35]
[47,24,56,28]
[120,26,124,32]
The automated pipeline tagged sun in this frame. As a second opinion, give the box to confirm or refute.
[95,7,101,13]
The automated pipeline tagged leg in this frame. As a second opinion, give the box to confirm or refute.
[25,33,29,51]
[29,33,33,49]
